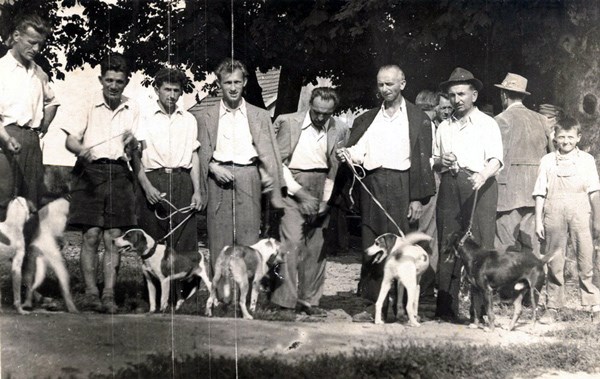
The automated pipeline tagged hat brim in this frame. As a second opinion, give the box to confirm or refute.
[439,78,483,92]
[494,84,530,95]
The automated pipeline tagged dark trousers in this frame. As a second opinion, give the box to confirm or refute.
[436,171,498,319]
[358,168,410,303]
[136,170,198,252]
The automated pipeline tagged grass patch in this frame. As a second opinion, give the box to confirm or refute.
[90,341,600,379]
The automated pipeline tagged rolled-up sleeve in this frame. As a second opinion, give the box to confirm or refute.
[532,154,551,198]
[484,118,504,169]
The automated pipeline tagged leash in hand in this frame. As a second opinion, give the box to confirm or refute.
[154,193,197,243]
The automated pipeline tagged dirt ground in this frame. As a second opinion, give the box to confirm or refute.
[0,231,595,378]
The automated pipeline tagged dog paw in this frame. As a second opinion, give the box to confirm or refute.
[408,321,421,327]
[374,319,384,325]
[16,307,30,315]
[243,314,254,320]
[468,323,481,329]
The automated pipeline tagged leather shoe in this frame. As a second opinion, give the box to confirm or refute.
[352,310,375,323]
[297,304,327,317]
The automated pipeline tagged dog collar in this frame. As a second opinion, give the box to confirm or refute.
[141,244,158,260]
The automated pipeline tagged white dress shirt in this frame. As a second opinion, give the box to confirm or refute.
[347,98,411,171]
[62,92,140,161]
[0,51,59,128]
[434,107,504,173]
[213,100,258,164]
[136,102,200,171]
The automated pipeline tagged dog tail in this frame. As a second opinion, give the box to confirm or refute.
[393,232,433,255]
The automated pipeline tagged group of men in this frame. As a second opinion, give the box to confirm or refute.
[0,14,575,322]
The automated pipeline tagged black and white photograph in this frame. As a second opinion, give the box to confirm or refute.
[0,0,599,377]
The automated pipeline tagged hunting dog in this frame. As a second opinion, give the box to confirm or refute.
[447,231,559,331]
[0,197,34,314]
[366,232,432,326]
[22,197,78,313]
[113,229,211,313]
[206,238,285,320]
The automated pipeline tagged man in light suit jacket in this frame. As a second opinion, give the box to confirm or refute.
[494,73,553,255]
[333,65,436,322]
[270,87,349,316]
[195,58,284,270]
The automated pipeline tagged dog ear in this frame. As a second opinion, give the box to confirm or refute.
[131,232,148,253]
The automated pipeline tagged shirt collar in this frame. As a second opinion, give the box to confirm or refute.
[301,110,329,132]
[153,100,183,116]
[451,106,484,126]
[379,97,406,119]
[219,99,247,118]
[556,147,580,160]
[5,50,33,72]
[94,92,130,111]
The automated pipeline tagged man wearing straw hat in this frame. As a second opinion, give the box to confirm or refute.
[333,64,435,322]
[434,67,503,323]
[63,53,140,313]
[494,73,553,256]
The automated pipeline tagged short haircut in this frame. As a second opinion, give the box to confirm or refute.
[100,53,131,77]
[415,90,438,111]
[215,58,248,81]
[154,67,187,89]
[378,64,405,80]
[502,89,526,101]
[554,115,581,135]
[310,87,340,108]
[437,91,449,102]
[13,14,50,37]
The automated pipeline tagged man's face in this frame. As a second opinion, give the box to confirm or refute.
[309,96,336,129]
[447,84,477,117]
[12,26,46,64]
[436,97,453,122]
[377,67,406,103]
[554,128,580,154]
[220,69,247,106]
[155,82,182,112]
[99,70,129,104]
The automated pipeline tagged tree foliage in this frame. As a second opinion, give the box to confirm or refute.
[0,0,596,116]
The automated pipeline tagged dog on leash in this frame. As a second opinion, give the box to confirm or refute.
[0,197,34,314]
[206,238,285,320]
[366,232,432,326]
[447,231,559,331]
[113,229,211,313]
[21,197,78,313]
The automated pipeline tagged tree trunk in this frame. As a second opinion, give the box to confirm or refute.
[273,64,304,119]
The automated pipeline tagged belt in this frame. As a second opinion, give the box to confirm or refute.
[150,167,191,174]
[5,123,36,132]
[290,167,328,173]
[91,158,127,165]
[212,159,257,167]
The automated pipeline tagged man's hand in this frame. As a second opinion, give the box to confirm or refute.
[209,162,234,185]
[468,172,487,190]
[78,148,93,162]
[535,222,545,240]
[295,188,319,216]
[6,137,21,154]
[144,184,163,204]
[190,191,203,211]
[336,147,349,163]
[407,201,423,223]
[441,152,457,168]
[317,201,329,216]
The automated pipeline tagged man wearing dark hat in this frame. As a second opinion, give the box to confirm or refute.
[332,64,435,322]
[494,73,553,256]
[434,67,503,322]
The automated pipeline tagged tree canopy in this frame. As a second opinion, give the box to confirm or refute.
[0,0,597,117]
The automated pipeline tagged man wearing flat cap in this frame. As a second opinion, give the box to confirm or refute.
[434,67,503,323]
[494,73,553,256]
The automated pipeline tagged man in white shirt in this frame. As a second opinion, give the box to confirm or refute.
[136,68,202,253]
[63,54,139,313]
[0,14,59,210]
[333,65,435,322]
[434,67,503,322]
[270,87,349,316]
[196,58,284,271]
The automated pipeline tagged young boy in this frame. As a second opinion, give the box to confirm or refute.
[533,116,600,323]
[63,54,140,313]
